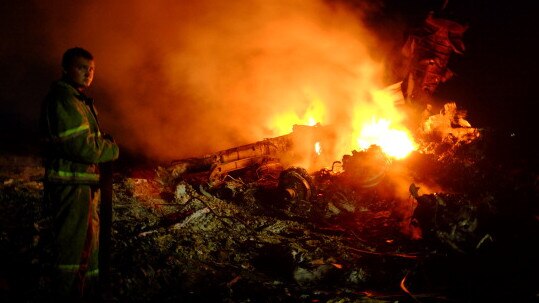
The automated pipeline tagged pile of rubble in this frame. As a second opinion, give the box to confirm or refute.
[109,170,417,301]
[103,127,538,302]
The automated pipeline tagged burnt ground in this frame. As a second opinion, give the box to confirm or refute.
[0,129,538,303]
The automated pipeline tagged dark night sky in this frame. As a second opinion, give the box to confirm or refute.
[0,0,537,157]
[437,1,538,134]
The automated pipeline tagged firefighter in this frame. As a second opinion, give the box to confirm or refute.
[40,47,119,300]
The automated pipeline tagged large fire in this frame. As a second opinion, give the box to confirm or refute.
[357,117,416,159]
[268,84,417,167]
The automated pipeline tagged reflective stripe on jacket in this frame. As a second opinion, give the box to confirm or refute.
[41,80,119,184]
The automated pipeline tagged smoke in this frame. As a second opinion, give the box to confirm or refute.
[34,0,399,161]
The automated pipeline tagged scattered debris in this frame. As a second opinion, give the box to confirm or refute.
[402,12,468,105]
[165,124,337,188]
[419,102,479,145]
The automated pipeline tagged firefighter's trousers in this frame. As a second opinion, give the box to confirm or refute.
[44,183,100,300]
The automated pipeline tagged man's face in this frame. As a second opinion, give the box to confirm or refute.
[64,56,95,90]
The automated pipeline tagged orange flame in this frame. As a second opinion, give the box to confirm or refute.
[269,98,326,135]
[357,117,416,159]
[314,141,321,155]
[268,83,417,169]
[350,84,416,159]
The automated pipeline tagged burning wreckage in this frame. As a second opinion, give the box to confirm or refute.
[133,95,531,302]
[159,10,481,225]
[159,98,481,233]
[1,11,537,303]
[110,12,532,302]
[135,12,496,297]
[119,98,534,302]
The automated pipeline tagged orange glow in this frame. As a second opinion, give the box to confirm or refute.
[267,82,417,169]
[49,0,399,162]
[347,84,416,160]
[269,98,326,135]
[357,117,416,159]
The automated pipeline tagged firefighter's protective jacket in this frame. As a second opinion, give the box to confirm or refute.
[40,80,119,183]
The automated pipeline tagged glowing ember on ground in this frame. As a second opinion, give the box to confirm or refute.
[357,117,416,159]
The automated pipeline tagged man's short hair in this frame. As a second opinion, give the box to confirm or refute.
[61,47,93,69]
